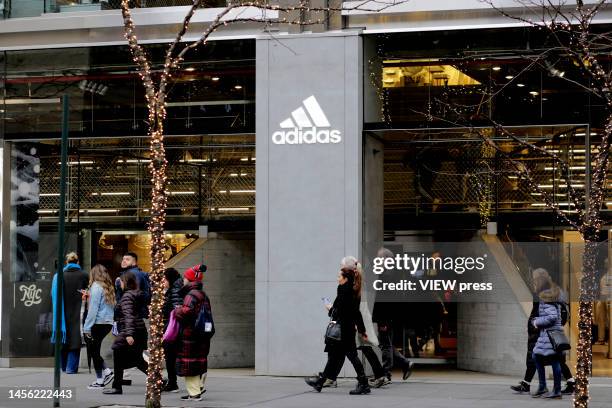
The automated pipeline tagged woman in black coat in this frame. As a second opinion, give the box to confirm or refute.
[306,256,370,395]
[103,271,148,395]
[162,267,183,393]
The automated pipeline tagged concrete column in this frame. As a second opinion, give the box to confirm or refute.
[255,31,363,375]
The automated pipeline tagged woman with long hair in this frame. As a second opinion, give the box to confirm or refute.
[531,271,564,399]
[83,264,115,389]
[306,256,371,395]
[103,271,148,395]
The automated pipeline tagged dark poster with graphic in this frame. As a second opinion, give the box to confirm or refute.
[8,143,52,357]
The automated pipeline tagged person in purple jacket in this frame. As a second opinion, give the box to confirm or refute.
[531,273,564,399]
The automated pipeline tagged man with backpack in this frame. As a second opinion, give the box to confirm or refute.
[510,268,575,395]
[174,264,213,401]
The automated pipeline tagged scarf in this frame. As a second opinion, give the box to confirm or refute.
[50,263,81,344]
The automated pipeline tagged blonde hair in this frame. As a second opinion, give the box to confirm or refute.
[341,256,363,298]
[65,252,79,264]
[89,264,116,307]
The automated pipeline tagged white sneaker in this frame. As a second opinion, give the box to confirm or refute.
[87,381,105,390]
[323,379,337,388]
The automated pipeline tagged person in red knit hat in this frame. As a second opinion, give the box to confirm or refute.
[174,264,213,401]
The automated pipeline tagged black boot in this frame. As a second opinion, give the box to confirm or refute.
[510,380,530,393]
[561,380,575,395]
[349,376,371,395]
[305,373,325,392]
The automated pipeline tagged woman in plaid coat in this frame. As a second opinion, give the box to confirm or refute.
[175,264,211,401]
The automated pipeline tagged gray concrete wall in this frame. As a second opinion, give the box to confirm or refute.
[167,232,255,368]
[457,302,526,376]
[255,32,363,376]
[456,234,528,376]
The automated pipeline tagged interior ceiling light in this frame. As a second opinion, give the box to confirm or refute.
[517,83,525,87]
[492,66,501,71]
[234,85,243,90]
[212,77,220,81]
[184,67,196,72]
[505,75,514,79]
[529,91,539,96]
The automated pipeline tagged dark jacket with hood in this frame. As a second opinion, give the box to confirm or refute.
[115,266,151,318]
[163,277,184,323]
[112,289,148,351]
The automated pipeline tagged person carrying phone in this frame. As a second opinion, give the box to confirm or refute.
[51,252,88,374]
[305,256,371,395]
[83,264,115,389]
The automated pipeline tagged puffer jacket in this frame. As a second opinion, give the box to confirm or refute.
[533,287,563,356]
[112,289,147,350]
[163,277,184,322]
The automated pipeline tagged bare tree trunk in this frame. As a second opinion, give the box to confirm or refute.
[145,110,168,408]
[575,237,598,408]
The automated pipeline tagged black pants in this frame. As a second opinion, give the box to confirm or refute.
[111,347,148,390]
[524,351,573,382]
[90,324,112,378]
[378,326,411,376]
[164,342,178,386]
[323,347,366,380]
[358,346,386,379]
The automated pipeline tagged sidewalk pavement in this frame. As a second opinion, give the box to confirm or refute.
[0,367,610,408]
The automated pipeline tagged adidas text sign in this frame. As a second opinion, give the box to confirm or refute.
[272,96,342,145]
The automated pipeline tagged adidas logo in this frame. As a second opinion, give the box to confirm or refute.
[272,95,342,145]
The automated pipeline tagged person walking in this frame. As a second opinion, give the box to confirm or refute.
[305,256,371,395]
[372,248,414,383]
[162,267,184,393]
[103,271,148,395]
[175,264,212,401]
[51,252,88,374]
[83,265,115,389]
[531,272,564,399]
[115,252,151,318]
[511,268,575,395]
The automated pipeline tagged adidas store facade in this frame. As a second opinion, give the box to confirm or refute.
[255,32,370,376]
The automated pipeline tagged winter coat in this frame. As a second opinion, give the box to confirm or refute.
[324,281,365,353]
[533,287,564,357]
[112,289,148,351]
[51,263,88,350]
[163,277,184,323]
[527,302,540,349]
[115,266,152,318]
[175,281,212,377]
[83,282,114,333]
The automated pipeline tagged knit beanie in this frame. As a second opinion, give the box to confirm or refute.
[184,264,207,282]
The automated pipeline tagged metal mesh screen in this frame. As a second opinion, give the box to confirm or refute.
[38,135,255,220]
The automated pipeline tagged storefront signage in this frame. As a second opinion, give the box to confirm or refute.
[18,283,42,307]
[272,95,342,145]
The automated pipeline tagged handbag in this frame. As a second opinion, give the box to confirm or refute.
[546,328,571,352]
[325,320,342,343]
[163,310,179,343]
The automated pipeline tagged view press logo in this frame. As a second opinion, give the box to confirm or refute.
[272,95,342,145]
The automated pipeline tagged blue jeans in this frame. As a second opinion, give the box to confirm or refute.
[534,352,561,394]
[61,349,80,374]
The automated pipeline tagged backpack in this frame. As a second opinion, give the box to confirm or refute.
[194,293,215,338]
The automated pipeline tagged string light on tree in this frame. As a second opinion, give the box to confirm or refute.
[119,1,407,407]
